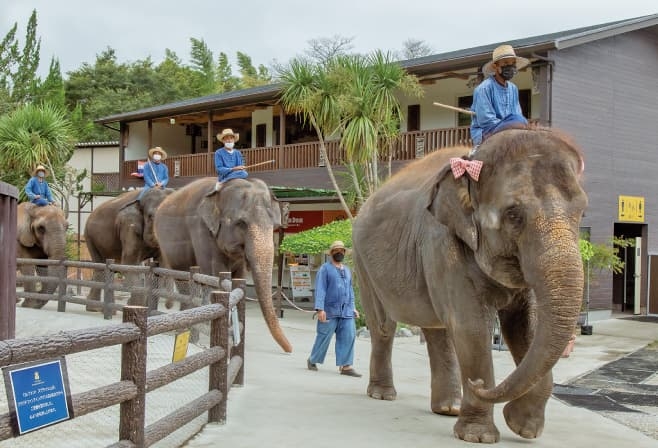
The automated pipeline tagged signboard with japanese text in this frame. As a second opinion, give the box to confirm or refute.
[3,357,73,435]
[618,195,645,222]
[289,265,313,299]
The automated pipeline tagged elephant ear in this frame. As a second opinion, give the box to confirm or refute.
[269,192,285,229]
[18,204,37,247]
[199,192,221,237]
[427,164,479,252]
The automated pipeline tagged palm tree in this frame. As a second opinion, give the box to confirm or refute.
[279,58,354,219]
[0,102,76,201]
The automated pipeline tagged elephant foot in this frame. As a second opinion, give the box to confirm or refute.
[86,302,103,312]
[21,299,48,309]
[503,400,545,439]
[453,417,500,444]
[367,383,397,401]
[432,398,461,416]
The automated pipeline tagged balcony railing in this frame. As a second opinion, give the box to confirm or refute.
[121,127,471,184]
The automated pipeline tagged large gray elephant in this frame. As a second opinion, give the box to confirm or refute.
[16,202,69,308]
[84,188,173,308]
[154,177,292,353]
[352,129,587,443]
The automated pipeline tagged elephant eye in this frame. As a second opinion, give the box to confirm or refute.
[36,225,46,234]
[504,206,524,226]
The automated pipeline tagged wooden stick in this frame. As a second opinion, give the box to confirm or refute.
[244,160,275,170]
[432,102,475,115]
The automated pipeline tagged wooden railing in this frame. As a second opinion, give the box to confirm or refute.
[120,127,472,183]
[8,265,246,447]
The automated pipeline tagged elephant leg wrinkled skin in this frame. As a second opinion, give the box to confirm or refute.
[422,328,461,416]
[360,272,397,401]
[451,319,499,443]
[499,305,551,439]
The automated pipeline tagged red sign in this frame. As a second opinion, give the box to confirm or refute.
[285,210,324,233]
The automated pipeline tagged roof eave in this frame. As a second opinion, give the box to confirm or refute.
[556,16,658,49]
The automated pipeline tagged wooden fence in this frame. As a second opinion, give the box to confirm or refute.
[0,181,18,340]
[3,271,246,447]
[16,258,220,320]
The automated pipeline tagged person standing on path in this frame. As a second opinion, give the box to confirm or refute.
[307,240,362,377]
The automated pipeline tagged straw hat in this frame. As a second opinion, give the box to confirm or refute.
[327,240,349,255]
[216,128,240,142]
[148,146,167,160]
[482,44,530,76]
[32,165,47,176]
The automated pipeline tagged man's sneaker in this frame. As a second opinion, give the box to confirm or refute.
[307,358,318,371]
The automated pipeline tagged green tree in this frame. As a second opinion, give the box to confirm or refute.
[189,38,216,94]
[236,51,271,88]
[279,52,421,214]
[0,9,42,112]
[0,103,76,200]
[279,58,353,219]
[216,52,239,92]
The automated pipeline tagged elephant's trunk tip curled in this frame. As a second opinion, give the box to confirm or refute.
[467,378,502,403]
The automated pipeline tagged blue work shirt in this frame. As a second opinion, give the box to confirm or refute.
[214,147,248,182]
[314,261,356,319]
[143,160,169,188]
[25,176,54,203]
[470,75,527,145]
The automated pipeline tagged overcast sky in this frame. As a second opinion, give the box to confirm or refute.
[1,1,656,77]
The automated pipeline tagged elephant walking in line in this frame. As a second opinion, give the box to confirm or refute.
[17,202,69,308]
[154,177,293,353]
[84,188,173,308]
[352,129,587,443]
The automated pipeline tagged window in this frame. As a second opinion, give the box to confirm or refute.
[256,123,266,147]
[457,96,473,127]
[407,105,420,132]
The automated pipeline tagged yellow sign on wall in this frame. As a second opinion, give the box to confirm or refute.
[618,195,645,222]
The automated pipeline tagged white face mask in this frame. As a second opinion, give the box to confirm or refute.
[224,142,235,150]
[152,154,162,161]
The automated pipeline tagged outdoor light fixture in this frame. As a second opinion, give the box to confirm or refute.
[170,118,176,125]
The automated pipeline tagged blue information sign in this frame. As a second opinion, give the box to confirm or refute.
[3,357,73,435]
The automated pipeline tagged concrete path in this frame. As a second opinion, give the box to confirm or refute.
[183,304,658,448]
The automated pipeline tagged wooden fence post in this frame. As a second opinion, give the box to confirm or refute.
[103,259,115,320]
[146,260,159,314]
[119,305,148,446]
[189,266,201,306]
[208,290,230,424]
[232,278,246,386]
[57,259,67,312]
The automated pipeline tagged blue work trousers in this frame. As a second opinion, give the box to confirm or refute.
[309,317,356,367]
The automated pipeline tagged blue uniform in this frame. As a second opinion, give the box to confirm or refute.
[138,160,169,200]
[470,75,527,145]
[308,261,357,367]
[214,147,248,182]
[25,176,54,206]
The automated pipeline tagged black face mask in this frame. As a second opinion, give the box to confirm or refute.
[500,65,517,80]
[332,252,345,262]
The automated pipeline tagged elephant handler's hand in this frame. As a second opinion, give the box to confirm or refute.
[316,309,327,322]
[232,165,246,171]
[354,309,360,319]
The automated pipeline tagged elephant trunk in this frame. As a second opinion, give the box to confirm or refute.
[246,225,293,353]
[470,230,583,403]
[44,242,67,295]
